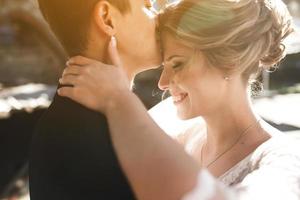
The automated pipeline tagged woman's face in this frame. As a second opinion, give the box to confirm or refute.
[158,33,228,120]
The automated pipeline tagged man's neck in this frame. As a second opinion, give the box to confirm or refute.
[84,44,136,87]
[84,41,108,63]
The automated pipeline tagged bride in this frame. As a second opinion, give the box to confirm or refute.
[58,0,300,199]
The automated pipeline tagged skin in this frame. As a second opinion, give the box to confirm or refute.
[57,11,275,200]
[159,33,272,176]
[84,0,161,80]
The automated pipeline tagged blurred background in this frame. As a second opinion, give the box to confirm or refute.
[0,0,299,199]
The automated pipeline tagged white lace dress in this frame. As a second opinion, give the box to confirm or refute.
[182,134,300,200]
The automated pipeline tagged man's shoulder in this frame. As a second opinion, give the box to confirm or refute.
[36,93,107,131]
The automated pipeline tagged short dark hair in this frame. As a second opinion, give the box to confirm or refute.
[38,0,130,56]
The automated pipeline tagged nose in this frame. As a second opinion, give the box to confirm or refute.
[158,66,171,91]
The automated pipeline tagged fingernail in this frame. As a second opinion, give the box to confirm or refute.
[111,36,117,47]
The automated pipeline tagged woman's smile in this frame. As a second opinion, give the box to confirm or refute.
[172,93,188,105]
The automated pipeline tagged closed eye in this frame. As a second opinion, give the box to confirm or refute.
[162,56,189,71]
[172,62,185,71]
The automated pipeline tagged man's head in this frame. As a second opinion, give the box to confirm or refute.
[38,0,161,77]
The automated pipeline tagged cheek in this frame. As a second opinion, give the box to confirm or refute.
[184,76,224,114]
[138,19,156,48]
[129,14,154,46]
[116,19,133,49]
[118,25,143,56]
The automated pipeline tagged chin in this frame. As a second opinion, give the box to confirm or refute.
[138,62,159,73]
[177,110,195,121]
[146,57,162,70]
[134,56,161,73]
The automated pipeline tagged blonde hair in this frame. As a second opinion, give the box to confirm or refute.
[159,0,294,88]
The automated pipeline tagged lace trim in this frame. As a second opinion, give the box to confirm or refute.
[218,153,253,186]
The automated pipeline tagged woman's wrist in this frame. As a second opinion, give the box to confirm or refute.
[103,89,136,115]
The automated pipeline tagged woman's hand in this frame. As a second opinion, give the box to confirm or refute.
[58,37,131,114]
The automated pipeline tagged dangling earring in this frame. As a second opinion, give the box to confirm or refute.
[111,36,117,47]
[224,76,230,81]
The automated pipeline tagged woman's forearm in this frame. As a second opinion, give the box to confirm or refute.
[106,92,200,200]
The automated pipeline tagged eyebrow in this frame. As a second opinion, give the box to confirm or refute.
[165,55,186,61]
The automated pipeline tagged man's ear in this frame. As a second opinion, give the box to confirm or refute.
[93,1,118,36]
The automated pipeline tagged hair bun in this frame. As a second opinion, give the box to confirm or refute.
[260,42,286,71]
[259,0,294,70]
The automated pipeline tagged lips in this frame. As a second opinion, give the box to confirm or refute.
[172,93,188,104]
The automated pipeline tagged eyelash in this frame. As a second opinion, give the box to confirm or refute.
[161,60,186,71]
[172,62,184,70]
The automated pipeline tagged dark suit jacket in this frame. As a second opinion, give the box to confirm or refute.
[29,92,135,200]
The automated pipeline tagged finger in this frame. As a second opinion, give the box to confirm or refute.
[63,65,84,76]
[59,75,79,86]
[67,55,96,66]
[57,87,76,100]
[108,36,123,68]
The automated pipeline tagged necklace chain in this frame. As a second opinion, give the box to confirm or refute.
[200,119,261,168]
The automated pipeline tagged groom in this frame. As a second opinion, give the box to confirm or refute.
[29,0,161,199]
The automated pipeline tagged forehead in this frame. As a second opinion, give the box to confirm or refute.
[162,32,193,59]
